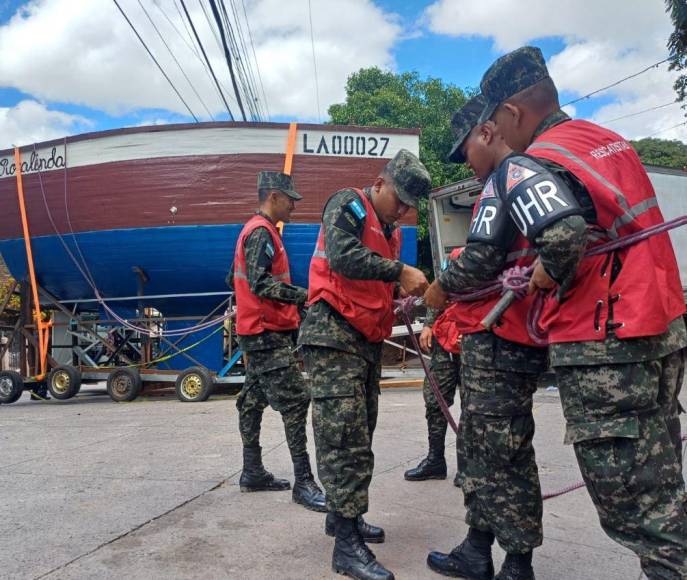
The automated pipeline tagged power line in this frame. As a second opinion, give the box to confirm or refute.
[112,0,199,122]
[160,0,233,115]
[562,57,675,107]
[240,0,270,119]
[137,0,215,120]
[218,0,260,120]
[225,0,264,119]
[642,121,687,139]
[178,0,235,120]
[307,0,322,121]
[209,0,247,120]
[597,100,679,125]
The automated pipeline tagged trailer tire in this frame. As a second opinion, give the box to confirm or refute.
[175,367,213,402]
[106,368,142,402]
[0,371,23,404]
[47,366,82,400]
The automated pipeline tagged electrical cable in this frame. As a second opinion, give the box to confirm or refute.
[240,0,270,119]
[209,0,247,121]
[112,0,200,122]
[137,0,215,120]
[562,56,675,107]
[642,120,687,139]
[307,0,322,121]
[596,100,679,124]
[160,0,232,115]
[178,0,235,120]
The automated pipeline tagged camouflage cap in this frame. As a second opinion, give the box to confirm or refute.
[478,46,550,124]
[447,94,488,163]
[383,149,431,209]
[257,171,302,200]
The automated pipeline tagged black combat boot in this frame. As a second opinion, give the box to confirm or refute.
[292,454,326,512]
[427,528,495,579]
[404,435,447,481]
[239,445,290,492]
[453,471,462,488]
[331,514,394,580]
[495,552,535,580]
[326,513,386,543]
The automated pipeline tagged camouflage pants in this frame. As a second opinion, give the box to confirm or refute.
[423,341,461,443]
[237,346,310,460]
[555,350,687,579]
[302,346,380,518]
[457,333,546,554]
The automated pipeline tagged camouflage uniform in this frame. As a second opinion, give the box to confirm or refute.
[437,96,548,556]
[480,47,687,579]
[423,308,462,444]
[230,211,311,461]
[299,150,431,519]
[298,187,401,517]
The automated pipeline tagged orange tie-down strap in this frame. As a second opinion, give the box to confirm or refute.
[14,147,50,379]
[278,122,298,234]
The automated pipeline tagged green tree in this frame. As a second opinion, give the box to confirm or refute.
[631,137,687,168]
[328,67,473,272]
[665,0,687,108]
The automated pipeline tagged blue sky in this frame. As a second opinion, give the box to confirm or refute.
[0,0,681,146]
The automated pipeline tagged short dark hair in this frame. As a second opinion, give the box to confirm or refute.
[507,76,559,112]
[258,188,271,203]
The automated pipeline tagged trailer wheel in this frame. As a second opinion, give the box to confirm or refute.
[47,366,82,400]
[0,371,24,404]
[175,367,213,402]
[106,368,142,402]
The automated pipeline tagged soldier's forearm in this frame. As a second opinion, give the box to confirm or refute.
[254,276,308,305]
[326,226,402,282]
[535,215,587,294]
[438,242,507,293]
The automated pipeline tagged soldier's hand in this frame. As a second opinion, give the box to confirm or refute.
[399,265,429,297]
[528,259,557,294]
[423,280,448,309]
[419,326,432,353]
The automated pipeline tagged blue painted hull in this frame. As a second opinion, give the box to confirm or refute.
[0,223,417,316]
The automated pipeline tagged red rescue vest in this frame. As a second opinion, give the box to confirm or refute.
[234,214,300,336]
[446,201,544,347]
[528,119,685,342]
[433,248,463,354]
[307,188,401,343]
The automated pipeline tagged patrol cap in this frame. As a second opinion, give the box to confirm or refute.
[257,171,302,200]
[382,149,431,209]
[447,94,488,164]
[478,46,550,124]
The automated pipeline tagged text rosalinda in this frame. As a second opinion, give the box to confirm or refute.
[0,147,66,178]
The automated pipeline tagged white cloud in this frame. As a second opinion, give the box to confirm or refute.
[424,0,687,142]
[0,100,91,148]
[0,0,401,122]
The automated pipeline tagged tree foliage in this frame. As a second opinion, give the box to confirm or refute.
[665,0,687,108]
[328,67,474,271]
[631,137,687,169]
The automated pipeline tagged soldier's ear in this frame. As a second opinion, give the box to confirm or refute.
[372,176,384,193]
[501,102,522,127]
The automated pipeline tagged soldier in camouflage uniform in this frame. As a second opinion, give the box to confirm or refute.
[476,47,687,579]
[299,149,431,580]
[424,95,548,580]
[229,171,325,513]
[404,308,462,486]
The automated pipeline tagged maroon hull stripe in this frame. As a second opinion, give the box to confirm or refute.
[0,153,416,239]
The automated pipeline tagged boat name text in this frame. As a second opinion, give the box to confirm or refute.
[302,133,390,157]
[0,147,66,178]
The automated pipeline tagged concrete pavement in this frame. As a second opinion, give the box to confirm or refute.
[0,384,684,580]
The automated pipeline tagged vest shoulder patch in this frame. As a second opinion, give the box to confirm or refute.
[265,242,275,258]
[506,161,538,193]
[347,198,367,220]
